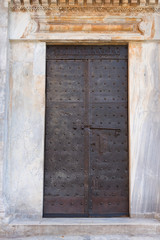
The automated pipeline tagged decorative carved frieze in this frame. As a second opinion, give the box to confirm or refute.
[9,0,158,40]
[9,0,160,12]
[9,6,160,15]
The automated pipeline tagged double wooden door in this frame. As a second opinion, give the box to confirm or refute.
[44,45,129,217]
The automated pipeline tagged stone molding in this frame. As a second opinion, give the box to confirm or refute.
[9,5,160,13]
[24,16,149,36]
[9,9,155,40]
[9,0,160,13]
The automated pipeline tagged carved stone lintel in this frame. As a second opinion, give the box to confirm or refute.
[18,14,152,39]
[32,16,143,34]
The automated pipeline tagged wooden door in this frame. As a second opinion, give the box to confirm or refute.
[44,45,129,217]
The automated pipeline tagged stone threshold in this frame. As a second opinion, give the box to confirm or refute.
[10,217,160,226]
[1,218,159,238]
[1,235,160,240]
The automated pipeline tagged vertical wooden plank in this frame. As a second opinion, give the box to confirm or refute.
[88,46,129,217]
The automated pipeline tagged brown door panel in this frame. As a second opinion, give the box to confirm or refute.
[44,45,129,217]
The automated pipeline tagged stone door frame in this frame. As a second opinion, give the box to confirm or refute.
[1,2,160,222]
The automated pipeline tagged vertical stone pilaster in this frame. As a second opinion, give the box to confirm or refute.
[0,0,9,220]
[129,42,160,218]
[6,42,46,218]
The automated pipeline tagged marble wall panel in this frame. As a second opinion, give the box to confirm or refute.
[2,2,160,219]
[9,11,159,41]
[6,41,160,219]
[6,42,46,218]
[0,0,9,219]
[129,42,160,218]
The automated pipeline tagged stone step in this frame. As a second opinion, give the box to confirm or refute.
[1,235,160,240]
[1,218,160,238]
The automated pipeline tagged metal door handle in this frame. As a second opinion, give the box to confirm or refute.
[83,125,120,131]
[82,126,121,136]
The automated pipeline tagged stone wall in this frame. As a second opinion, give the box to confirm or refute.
[6,41,46,218]
[129,42,160,218]
[1,0,160,223]
[8,10,160,41]
[6,40,160,219]
[0,0,9,219]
